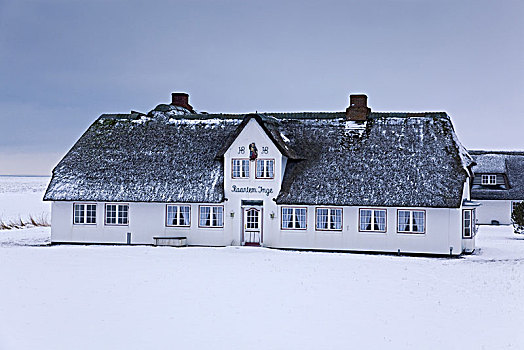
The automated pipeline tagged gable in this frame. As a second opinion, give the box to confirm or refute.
[224,118,283,160]
[216,114,298,160]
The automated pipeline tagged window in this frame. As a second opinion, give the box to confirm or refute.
[199,206,223,228]
[105,204,129,225]
[281,207,307,229]
[166,205,191,227]
[316,208,342,231]
[256,159,274,179]
[463,209,475,238]
[232,159,249,178]
[481,174,497,185]
[245,208,260,229]
[359,209,386,232]
[397,210,425,234]
[73,203,97,224]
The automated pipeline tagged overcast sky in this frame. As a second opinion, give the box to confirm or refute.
[1,0,523,175]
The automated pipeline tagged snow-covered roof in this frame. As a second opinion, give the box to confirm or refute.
[470,153,507,173]
[276,113,473,207]
[44,108,473,208]
[470,151,524,200]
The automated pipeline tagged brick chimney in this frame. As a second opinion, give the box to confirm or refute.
[171,92,195,113]
[345,94,371,121]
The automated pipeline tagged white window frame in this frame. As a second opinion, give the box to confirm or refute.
[198,205,224,228]
[315,207,342,231]
[481,174,497,185]
[73,203,97,225]
[105,203,129,226]
[397,210,425,234]
[359,208,387,233]
[462,209,475,239]
[166,205,191,227]
[256,159,275,179]
[281,207,307,230]
[232,159,250,178]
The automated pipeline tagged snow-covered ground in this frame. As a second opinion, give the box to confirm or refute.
[0,177,523,349]
[0,176,50,223]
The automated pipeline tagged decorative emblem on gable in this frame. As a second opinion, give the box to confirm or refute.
[249,143,258,160]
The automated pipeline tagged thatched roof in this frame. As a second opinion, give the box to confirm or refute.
[470,151,524,200]
[44,105,473,208]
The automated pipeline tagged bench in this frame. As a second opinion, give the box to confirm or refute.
[153,236,188,247]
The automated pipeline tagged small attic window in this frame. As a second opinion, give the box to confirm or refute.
[481,174,497,185]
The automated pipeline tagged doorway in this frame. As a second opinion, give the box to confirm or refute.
[242,207,262,246]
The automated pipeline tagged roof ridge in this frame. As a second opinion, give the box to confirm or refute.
[371,111,448,116]
[469,150,524,156]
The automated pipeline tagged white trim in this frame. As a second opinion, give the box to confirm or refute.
[397,210,425,234]
[232,159,250,178]
[315,207,343,231]
[255,159,275,179]
[73,203,97,225]
[462,209,474,238]
[166,204,191,227]
[281,207,307,230]
[198,205,224,228]
[359,208,387,233]
[105,203,129,226]
[481,174,497,185]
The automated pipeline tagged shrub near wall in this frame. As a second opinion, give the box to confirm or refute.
[511,202,524,234]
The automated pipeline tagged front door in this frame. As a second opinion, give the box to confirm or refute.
[243,207,262,246]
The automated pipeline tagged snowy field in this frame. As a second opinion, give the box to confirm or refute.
[1,178,523,349]
[0,176,50,224]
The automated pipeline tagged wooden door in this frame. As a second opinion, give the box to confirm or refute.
[243,207,262,246]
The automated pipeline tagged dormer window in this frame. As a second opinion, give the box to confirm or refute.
[232,159,250,178]
[481,174,497,185]
[256,159,274,179]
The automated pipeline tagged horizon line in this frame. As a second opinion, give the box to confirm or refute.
[0,174,50,177]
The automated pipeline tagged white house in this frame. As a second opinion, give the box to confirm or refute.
[469,150,524,225]
[44,93,477,255]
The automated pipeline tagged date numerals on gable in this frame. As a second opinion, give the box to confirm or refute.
[239,146,269,155]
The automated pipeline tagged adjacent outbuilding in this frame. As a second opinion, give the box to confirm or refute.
[469,150,524,225]
[44,93,477,255]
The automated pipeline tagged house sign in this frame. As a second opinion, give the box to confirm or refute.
[231,185,274,196]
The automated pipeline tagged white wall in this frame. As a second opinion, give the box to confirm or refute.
[267,206,465,256]
[475,200,515,225]
[51,202,227,245]
[222,118,284,245]
[51,201,471,255]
